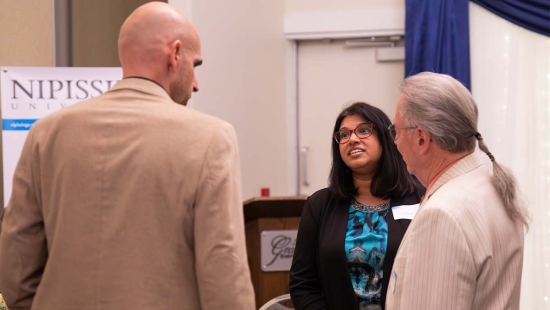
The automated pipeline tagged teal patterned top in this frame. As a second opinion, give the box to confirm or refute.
[345,198,390,310]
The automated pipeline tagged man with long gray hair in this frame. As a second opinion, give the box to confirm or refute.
[386,72,528,310]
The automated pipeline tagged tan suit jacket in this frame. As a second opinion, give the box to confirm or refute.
[386,153,524,310]
[0,78,255,310]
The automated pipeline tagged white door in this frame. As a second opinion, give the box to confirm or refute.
[298,39,404,195]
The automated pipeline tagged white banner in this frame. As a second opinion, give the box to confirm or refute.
[0,67,122,207]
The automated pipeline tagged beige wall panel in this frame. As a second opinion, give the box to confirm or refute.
[72,0,163,67]
[0,0,53,66]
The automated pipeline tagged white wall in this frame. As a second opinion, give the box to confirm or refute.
[169,0,288,200]
[285,0,404,13]
[168,0,405,200]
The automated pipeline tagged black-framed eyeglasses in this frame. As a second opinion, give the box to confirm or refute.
[388,124,417,141]
[334,123,375,144]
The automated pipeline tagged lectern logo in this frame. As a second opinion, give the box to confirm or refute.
[260,230,298,272]
[266,235,296,267]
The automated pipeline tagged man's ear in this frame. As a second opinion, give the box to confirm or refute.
[416,128,432,155]
[169,40,182,68]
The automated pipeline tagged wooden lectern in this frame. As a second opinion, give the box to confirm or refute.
[243,196,307,308]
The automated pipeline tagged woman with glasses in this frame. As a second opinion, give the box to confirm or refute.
[289,102,425,310]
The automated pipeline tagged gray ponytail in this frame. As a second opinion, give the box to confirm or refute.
[476,133,530,230]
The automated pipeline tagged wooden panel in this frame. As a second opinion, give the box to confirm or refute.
[243,196,307,223]
[246,217,300,307]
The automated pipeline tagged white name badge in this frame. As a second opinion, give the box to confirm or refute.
[392,203,419,220]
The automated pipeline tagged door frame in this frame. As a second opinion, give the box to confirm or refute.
[284,9,405,195]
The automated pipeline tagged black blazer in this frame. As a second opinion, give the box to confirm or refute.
[289,186,425,310]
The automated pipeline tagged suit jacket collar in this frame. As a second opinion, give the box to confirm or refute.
[396,154,483,255]
[424,152,485,204]
[109,77,173,102]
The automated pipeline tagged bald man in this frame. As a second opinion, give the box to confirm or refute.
[0,2,255,310]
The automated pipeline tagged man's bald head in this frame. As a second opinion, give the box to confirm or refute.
[118,2,202,105]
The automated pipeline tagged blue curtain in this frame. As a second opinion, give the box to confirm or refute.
[471,0,550,37]
[405,0,471,90]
